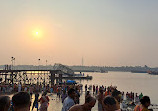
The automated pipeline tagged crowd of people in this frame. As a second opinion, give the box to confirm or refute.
[0,83,154,111]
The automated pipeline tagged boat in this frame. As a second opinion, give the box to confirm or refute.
[100,69,108,73]
[148,71,158,75]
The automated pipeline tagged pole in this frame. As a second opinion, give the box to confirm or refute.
[11,57,14,70]
[13,58,15,70]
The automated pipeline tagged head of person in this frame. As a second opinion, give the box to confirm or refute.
[68,88,76,99]
[12,92,31,111]
[99,88,103,94]
[0,96,10,111]
[42,91,47,96]
[86,91,90,96]
[112,90,121,102]
[103,95,117,111]
[140,96,151,108]
[84,96,96,111]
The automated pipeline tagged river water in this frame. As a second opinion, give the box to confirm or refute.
[78,71,158,104]
[9,71,158,111]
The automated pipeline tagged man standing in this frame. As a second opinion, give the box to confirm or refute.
[97,88,104,111]
[62,88,76,111]
[18,83,21,92]
[69,96,96,111]
[12,92,31,111]
[32,90,39,111]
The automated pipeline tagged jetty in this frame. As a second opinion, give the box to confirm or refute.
[0,64,92,86]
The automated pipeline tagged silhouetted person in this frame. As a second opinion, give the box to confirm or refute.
[32,91,39,111]
[69,96,96,111]
[0,96,10,111]
[97,88,104,111]
[112,90,121,110]
[102,95,117,111]
[12,92,31,111]
[62,88,76,111]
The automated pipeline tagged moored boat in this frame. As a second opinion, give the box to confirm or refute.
[148,71,158,75]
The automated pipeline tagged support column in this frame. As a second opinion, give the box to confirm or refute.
[5,73,7,83]
[10,71,14,85]
[50,71,55,86]
[59,72,62,83]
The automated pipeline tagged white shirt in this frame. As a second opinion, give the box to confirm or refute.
[18,84,21,92]
[62,96,75,111]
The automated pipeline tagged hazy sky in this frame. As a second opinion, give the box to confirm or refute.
[0,0,158,67]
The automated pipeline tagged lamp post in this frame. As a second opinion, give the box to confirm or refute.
[37,59,40,84]
[13,58,15,70]
[11,57,13,70]
[38,59,40,70]
[11,57,15,70]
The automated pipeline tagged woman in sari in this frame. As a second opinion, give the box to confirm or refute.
[39,92,49,111]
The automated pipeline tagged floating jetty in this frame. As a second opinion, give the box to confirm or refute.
[148,71,158,75]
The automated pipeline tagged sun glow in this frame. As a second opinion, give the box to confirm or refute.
[32,29,42,39]
[36,32,38,35]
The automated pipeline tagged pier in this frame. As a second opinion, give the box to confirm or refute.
[0,69,92,86]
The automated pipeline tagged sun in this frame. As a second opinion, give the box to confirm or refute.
[31,29,43,39]
[36,32,38,35]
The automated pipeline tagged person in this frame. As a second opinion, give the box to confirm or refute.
[97,88,104,111]
[32,91,39,111]
[50,86,53,93]
[69,96,96,111]
[112,90,121,110]
[61,90,67,103]
[85,85,87,92]
[58,86,62,99]
[102,95,117,111]
[105,89,111,96]
[29,85,33,98]
[85,91,91,99]
[12,92,31,111]
[96,86,98,94]
[18,83,21,92]
[0,96,10,111]
[93,85,95,95]
[74,87,80,104]
[62,88,76,111]
[139,93,143,100]
[121,92,124,101]
[38,92,49,111]
[135,93,140,104]
[134,96,153,111]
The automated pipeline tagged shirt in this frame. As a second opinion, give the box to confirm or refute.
[62,96,75,111]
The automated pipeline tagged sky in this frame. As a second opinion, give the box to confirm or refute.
[0,0,158,67]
